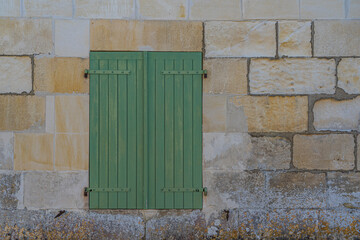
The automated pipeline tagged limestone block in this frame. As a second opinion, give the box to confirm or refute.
[34,57,89,93]
[55,20,90,58]
[24,0,72,17]
[0,57,32,94]
[313,97,360,131]
[0,96,45,131]
[91,20,203,51]
[278,21,312,57]
[0,19,52,55]
[349,0,360,18]
[14,133,54,171]
[358,135,360,170]
[0,173,21,210]
[300,0,345,19]
[75,0,134,18]
[24,171,88,209]
[0,0,20,16]
[338,58,360,94]
[243,0,299,19]
[0,132,13,170]
[293,134,355,170]
[328,172,360,208]
[205,21,276,57]
[46,96,55,133]
[228,96,308,132]
[138,0,187,20]
[268,172,326,209]
[189,0,242,20]
[250,58,336,94]
[203,95,226,132]
[314,20,360,56]
[203,58,247,94]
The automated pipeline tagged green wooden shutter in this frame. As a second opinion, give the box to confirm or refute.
[88,52,203,209]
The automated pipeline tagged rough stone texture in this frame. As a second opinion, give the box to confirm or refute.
[313,97,360,131]
[75,0,134,18]
[243,0,298,19]
[0,19,52,55]
[138,0,187,20]
[293,134,355,170]
[338,58,360,94]
[250,58,336,94]
[268,172,326,209]
[203,58,247,94]
[91,20,203,51]
[278,21,312,57]
[314,20,360,57]
[55,20,90,58]
[55,95,89,134]
[0,0,20,16]
[0,96,45,131]
[0,132,13,170]
[300,0,345,19]
[203,95,226,132]
[34,57,89,93]
[203,133,291,170]
[24,0,72,17]
[228,96,308,132]
[349,0,360,18]
[0,173,21,210]
[205,21,276,57]
[24,171,88,210]
[14,133,54,171]
[55,134,89,170]
[0,57,32,94]
[328,172,360,209]
[189,0,242,20]
[358,135,360,170]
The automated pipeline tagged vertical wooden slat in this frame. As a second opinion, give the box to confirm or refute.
[143,52,148,209]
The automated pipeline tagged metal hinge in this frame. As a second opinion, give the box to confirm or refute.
[84,187,130,196]
[161,70,207,78]
[161,187,207,196]
[84,69,131,78]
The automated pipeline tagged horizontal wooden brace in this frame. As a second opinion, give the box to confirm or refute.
[85,187,130,192]
[161,187,207,195]
[161,70,207,75]
[84,69,131,76]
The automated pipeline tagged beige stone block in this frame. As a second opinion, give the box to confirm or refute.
[0,96,45,131]
[349,0,360,18]
[55,134,89,170]
[278,21,312,57]
[24,0,72,17]
[205,21,276,57]
[203,95,226,132]
[228,96,308,132]
[138,0,187,20]
[91,20,203,51]
[75,0,134,18]
[314,20,360,56]
[34,57,89,93]
[0,0,20,16]
[0,57,32,94]
[250,58,336,94]
[243,0,299,19]
[338,58,360,94]
[14,133,54,171]
[300,0,345,19]
[203,58,247,94]
[293,134,355,170]
[189,0,241,20]
[0,19,52,55]
[55,95,89,133]
[46,96,55,133]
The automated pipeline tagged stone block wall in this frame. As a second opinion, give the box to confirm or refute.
[1,0,360,238]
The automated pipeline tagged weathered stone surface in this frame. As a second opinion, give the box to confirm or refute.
[203,95,226,132]
[14,133,54,171]
[358,135,360,170]
[243,0,299,19]
[268,172,326,209]
[314,20,360,57]
[0,19,52,55]
[318,210,360,238]
[338,58,360,94]
[203,58,247,94]
[91,20,203,51]
[278,21,312,57]
[138,0,187,20]
[46,96,55,133]
[228,96,308,132]
[293,134,355,170]
[0,0,20,16]
[24,171,88,210]
[300,0,345,19]
[205,21,276,57]
[0,57,32,94]
[0,173,21,210]
[35,57,89,93]
[328,172,360,209]
[0,96,45,131]
[250,58,336,94]
[55,20,90,58]
[24,0,72,17]
[313,97,360,131]
[203,133,291,170]
[349,0,360,18]
[55,95,89,133]
[0,132,13,170]
[189,0,242,20]
[75,0,134,18]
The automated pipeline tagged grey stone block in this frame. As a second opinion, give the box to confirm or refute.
[0,132,13,170]
[0,172,21,210]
